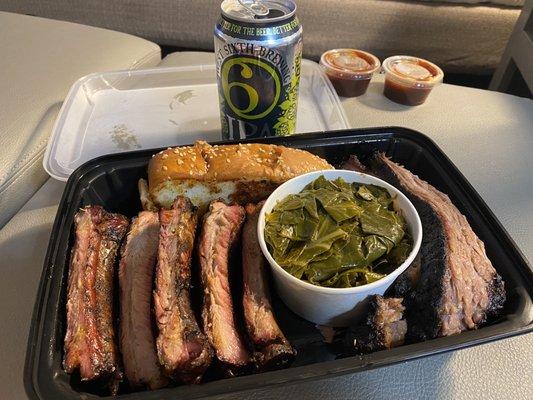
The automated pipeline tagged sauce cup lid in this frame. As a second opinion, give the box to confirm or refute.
[383,55,444,88]
[320,49,381,80]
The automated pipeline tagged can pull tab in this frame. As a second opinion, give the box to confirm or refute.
[238,0,269,17]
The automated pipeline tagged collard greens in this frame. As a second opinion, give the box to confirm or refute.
[265,176,412,288]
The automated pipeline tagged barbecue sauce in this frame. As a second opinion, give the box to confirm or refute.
[382,56,443,106]
[320,49,380,98]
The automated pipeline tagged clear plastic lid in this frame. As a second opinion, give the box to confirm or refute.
[383,55,443,88]
[43,61,349,181]
[319,49,381,80]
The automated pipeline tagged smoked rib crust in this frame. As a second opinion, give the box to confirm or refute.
[154,197,213,383]
[63,206,128,394]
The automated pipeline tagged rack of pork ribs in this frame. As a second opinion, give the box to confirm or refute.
[63,198,294,394]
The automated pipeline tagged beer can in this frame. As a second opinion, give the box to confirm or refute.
[214,0,303,139]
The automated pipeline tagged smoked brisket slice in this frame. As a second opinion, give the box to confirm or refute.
[154,197,213,383]
[242,203,295,370]
[347,295,407,353]
[63,206,128,394]
[370,153,505,340]
[119,211,166,390]
[199,201,251,374]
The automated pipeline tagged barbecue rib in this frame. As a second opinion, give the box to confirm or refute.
[63,206,129,394]
[242,203,295,370]
[345,153,505,340]
[154,197,213,383]
[199,201,250,374]
[347,295,407,353]
[119,211,166,390]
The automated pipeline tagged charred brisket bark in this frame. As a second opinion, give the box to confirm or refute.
[347,295,407,352]
[345,153,505,341]
[388,253,421,298]
[242,203,295,370]
[63,206,128,394]
[154,197,213,383]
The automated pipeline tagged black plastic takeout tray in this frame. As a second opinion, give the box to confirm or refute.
[25,127,533,399]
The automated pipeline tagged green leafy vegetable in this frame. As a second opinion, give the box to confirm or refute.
[265,175,413,288]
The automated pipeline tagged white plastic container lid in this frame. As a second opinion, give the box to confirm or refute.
[44,62,349,181]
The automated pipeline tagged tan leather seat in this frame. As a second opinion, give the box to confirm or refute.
[0,11,161,228]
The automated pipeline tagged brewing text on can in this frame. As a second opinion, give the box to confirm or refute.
[215,0,303,140]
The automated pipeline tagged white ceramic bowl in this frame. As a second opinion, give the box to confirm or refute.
[257,170,422,327]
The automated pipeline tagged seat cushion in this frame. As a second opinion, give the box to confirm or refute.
[419,0,523,6]
[0,12,160,228]
[0,0,520,73]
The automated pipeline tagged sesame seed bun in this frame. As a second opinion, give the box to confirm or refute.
[147,141,333,209]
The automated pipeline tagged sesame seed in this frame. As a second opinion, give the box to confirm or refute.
[162,154,168,159]
[189,171,193,176]
[177,159,183,165]
[226,159,230,163]
[162,166,168,171]
[173,149,179,154]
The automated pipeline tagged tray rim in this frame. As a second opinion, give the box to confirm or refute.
[43,60,349,181]
[26,126,533,400]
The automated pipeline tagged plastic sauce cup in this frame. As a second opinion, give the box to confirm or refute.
[319,49,381,97]
[382,55,444,106]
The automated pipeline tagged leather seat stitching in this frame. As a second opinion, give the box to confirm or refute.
[0,145,47,195]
